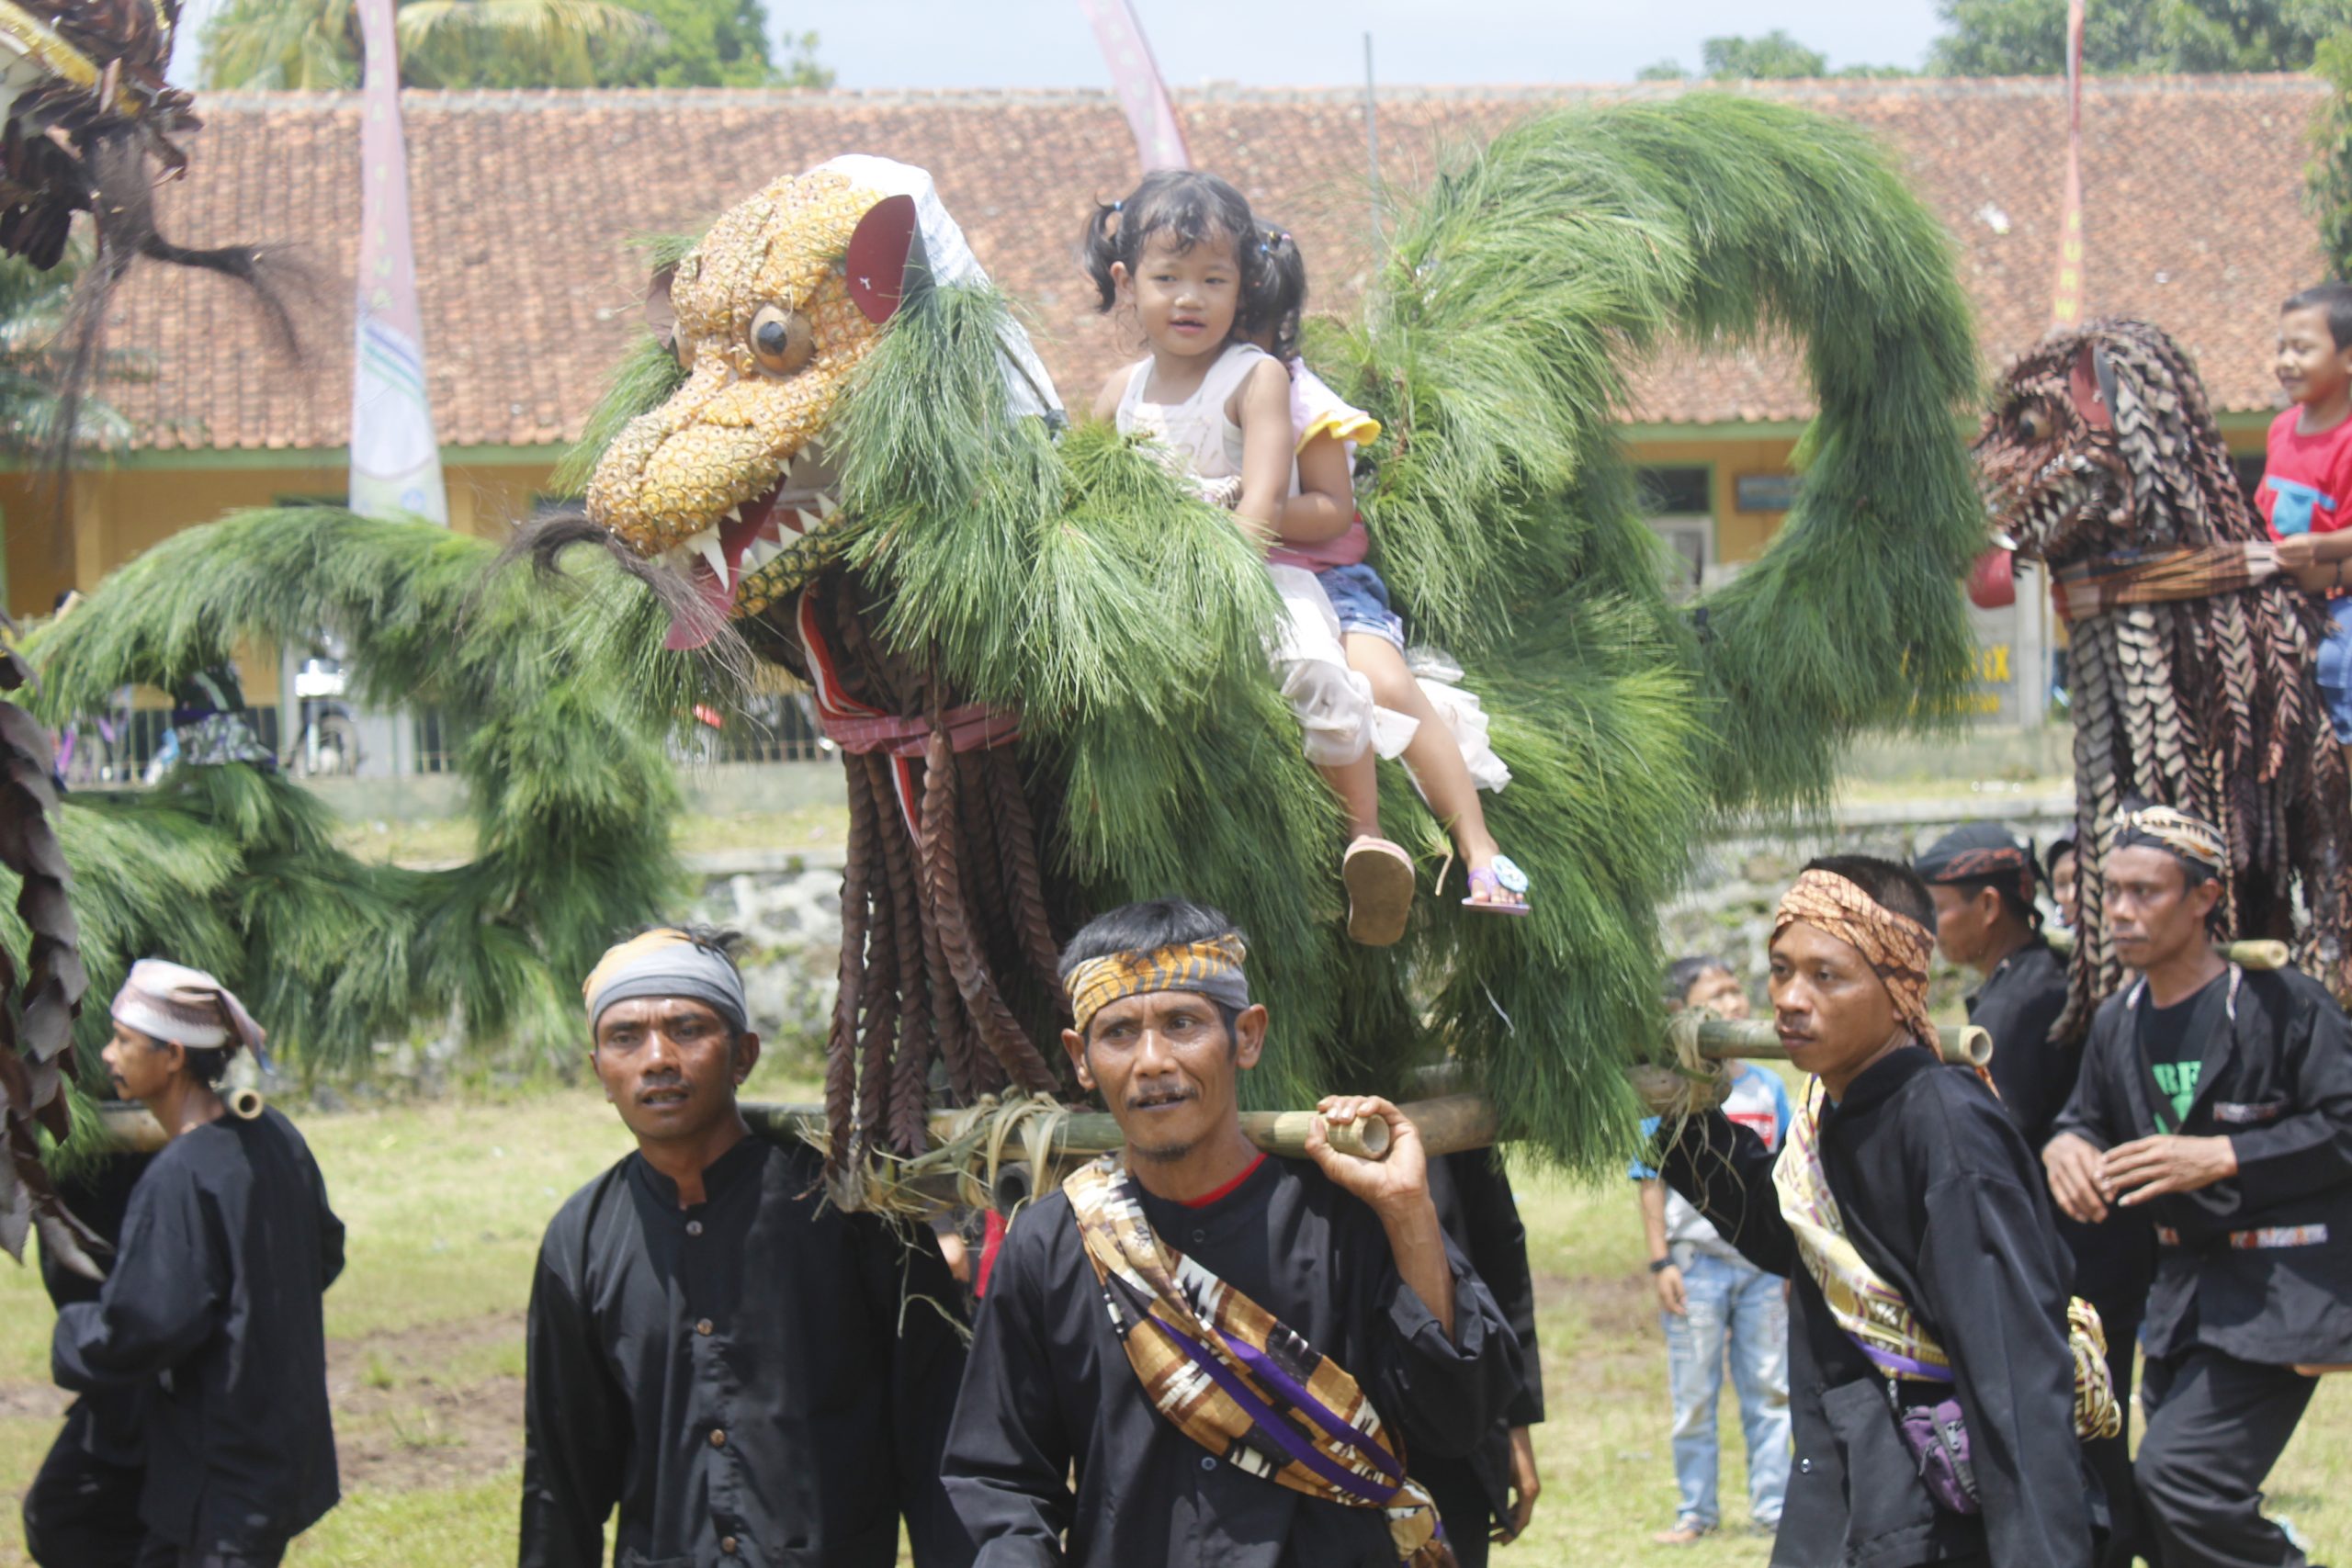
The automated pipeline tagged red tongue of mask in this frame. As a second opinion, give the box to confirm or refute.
[662,502,778,650]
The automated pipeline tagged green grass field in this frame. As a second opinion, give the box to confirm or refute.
[3,1088,2346,1567]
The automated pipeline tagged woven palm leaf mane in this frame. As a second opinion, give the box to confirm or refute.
[1977,319,2352,1034]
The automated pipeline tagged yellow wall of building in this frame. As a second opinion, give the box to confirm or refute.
[1626,413,2276,569]
[0,452,558,704]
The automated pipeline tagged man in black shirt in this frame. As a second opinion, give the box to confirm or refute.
[51,960,344,1568]
[1915,823,2077,1142]
[1651,856,2093,1568]
[519,926,971,1568]
[1420,1151,1544,1566]
[1915,822,2153,1565]
[2046,804,2352,1568]
[22,1148,152,1567]
[943,898,1523,1568]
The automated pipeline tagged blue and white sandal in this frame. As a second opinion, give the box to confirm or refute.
[1463,854,1532,916]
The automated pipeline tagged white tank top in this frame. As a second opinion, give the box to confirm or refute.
[1113,341,1270,483]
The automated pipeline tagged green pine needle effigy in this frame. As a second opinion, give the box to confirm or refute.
[813,94,1978,1163]
[533,94,1983,1168]
[21,510,694,1091]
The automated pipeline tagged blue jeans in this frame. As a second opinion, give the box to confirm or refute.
[1661,1247,1792,1529]
[2315,594,2352,743]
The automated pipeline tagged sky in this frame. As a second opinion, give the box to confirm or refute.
[167,1,1951,92]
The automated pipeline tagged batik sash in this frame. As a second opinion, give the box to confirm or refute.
[1773,1077,2122,1439]
[1062,1157,1454,1567]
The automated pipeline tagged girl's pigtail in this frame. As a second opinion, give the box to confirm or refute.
[1080,199,1126,312]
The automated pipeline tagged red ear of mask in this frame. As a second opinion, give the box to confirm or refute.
[1969,547,2017,610]
[2067,344,2113,430]
[846,195,920,324]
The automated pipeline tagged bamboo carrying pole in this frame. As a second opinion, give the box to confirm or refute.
[733,1024,1989,1164]
[95,1090,262,1155]
[89,1022,1990,1162]
[2042,929,2290,969]
[1679,1016,1994,1070]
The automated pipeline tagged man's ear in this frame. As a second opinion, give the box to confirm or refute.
[1062,1028,1095,1092]
[1231,1004,1269,1071]
[732,1031,762,1087]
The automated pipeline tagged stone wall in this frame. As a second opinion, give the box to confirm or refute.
[1664,796,2075,1017]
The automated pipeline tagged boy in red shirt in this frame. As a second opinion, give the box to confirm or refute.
[2261,282,2352,770]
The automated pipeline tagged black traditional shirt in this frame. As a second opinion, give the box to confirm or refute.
[1658,1049,2093,1568]
[2052,964,2352,1367]
[51,1108,345,1553]
[1419,1151,1544,1528]
[1966,936,2154,1317]
[1968,935,2077,1151]
[42,1148,153,1468]
[942,1155,1524,1568]
[519,1133,973,1568]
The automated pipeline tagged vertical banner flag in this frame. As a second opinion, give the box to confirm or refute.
[349,0,447,525]
[1077,0,1190,171]
[2050,0,2086,327]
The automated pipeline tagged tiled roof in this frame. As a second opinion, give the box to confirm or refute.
[107,74,2327,450]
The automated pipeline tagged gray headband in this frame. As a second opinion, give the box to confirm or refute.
[584,932,749,1035]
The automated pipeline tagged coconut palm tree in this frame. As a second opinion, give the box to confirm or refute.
[199,0,661,90]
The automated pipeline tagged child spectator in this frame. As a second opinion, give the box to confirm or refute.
[2260,282,2352,773]
[1628,955,1792,1545]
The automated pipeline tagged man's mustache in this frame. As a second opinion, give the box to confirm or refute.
[1127,1087,1196,1110]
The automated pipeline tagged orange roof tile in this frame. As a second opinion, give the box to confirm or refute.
[105,74,2328,450]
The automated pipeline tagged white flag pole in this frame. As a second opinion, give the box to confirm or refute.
[348,0,447,525]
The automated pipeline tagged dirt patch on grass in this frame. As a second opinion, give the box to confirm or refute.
[1534,1268,1657,1340]
[329,1311,526,1493]
[0,1314,528,1496]
[0,1382,68,1421]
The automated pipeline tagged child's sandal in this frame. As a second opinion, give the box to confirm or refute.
[1342,837,1416,947]
[1463,855,1532,917]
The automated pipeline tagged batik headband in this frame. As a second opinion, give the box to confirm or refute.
[1773,870,1941,1055]
[1066,935,1251,1036]
[584,928,749,1034]
[111,958,267,1055]
[2114,803,2226,875]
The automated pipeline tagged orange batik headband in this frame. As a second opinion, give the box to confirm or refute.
[1773,869,1941,1055]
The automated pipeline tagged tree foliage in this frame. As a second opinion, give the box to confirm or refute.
[1638,30,1911,81]
[2310,30,2352,277]
[1928,0,2352,74]
[591,0,830,87]
[200,0,829,89]
[1702,30,1827,79]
